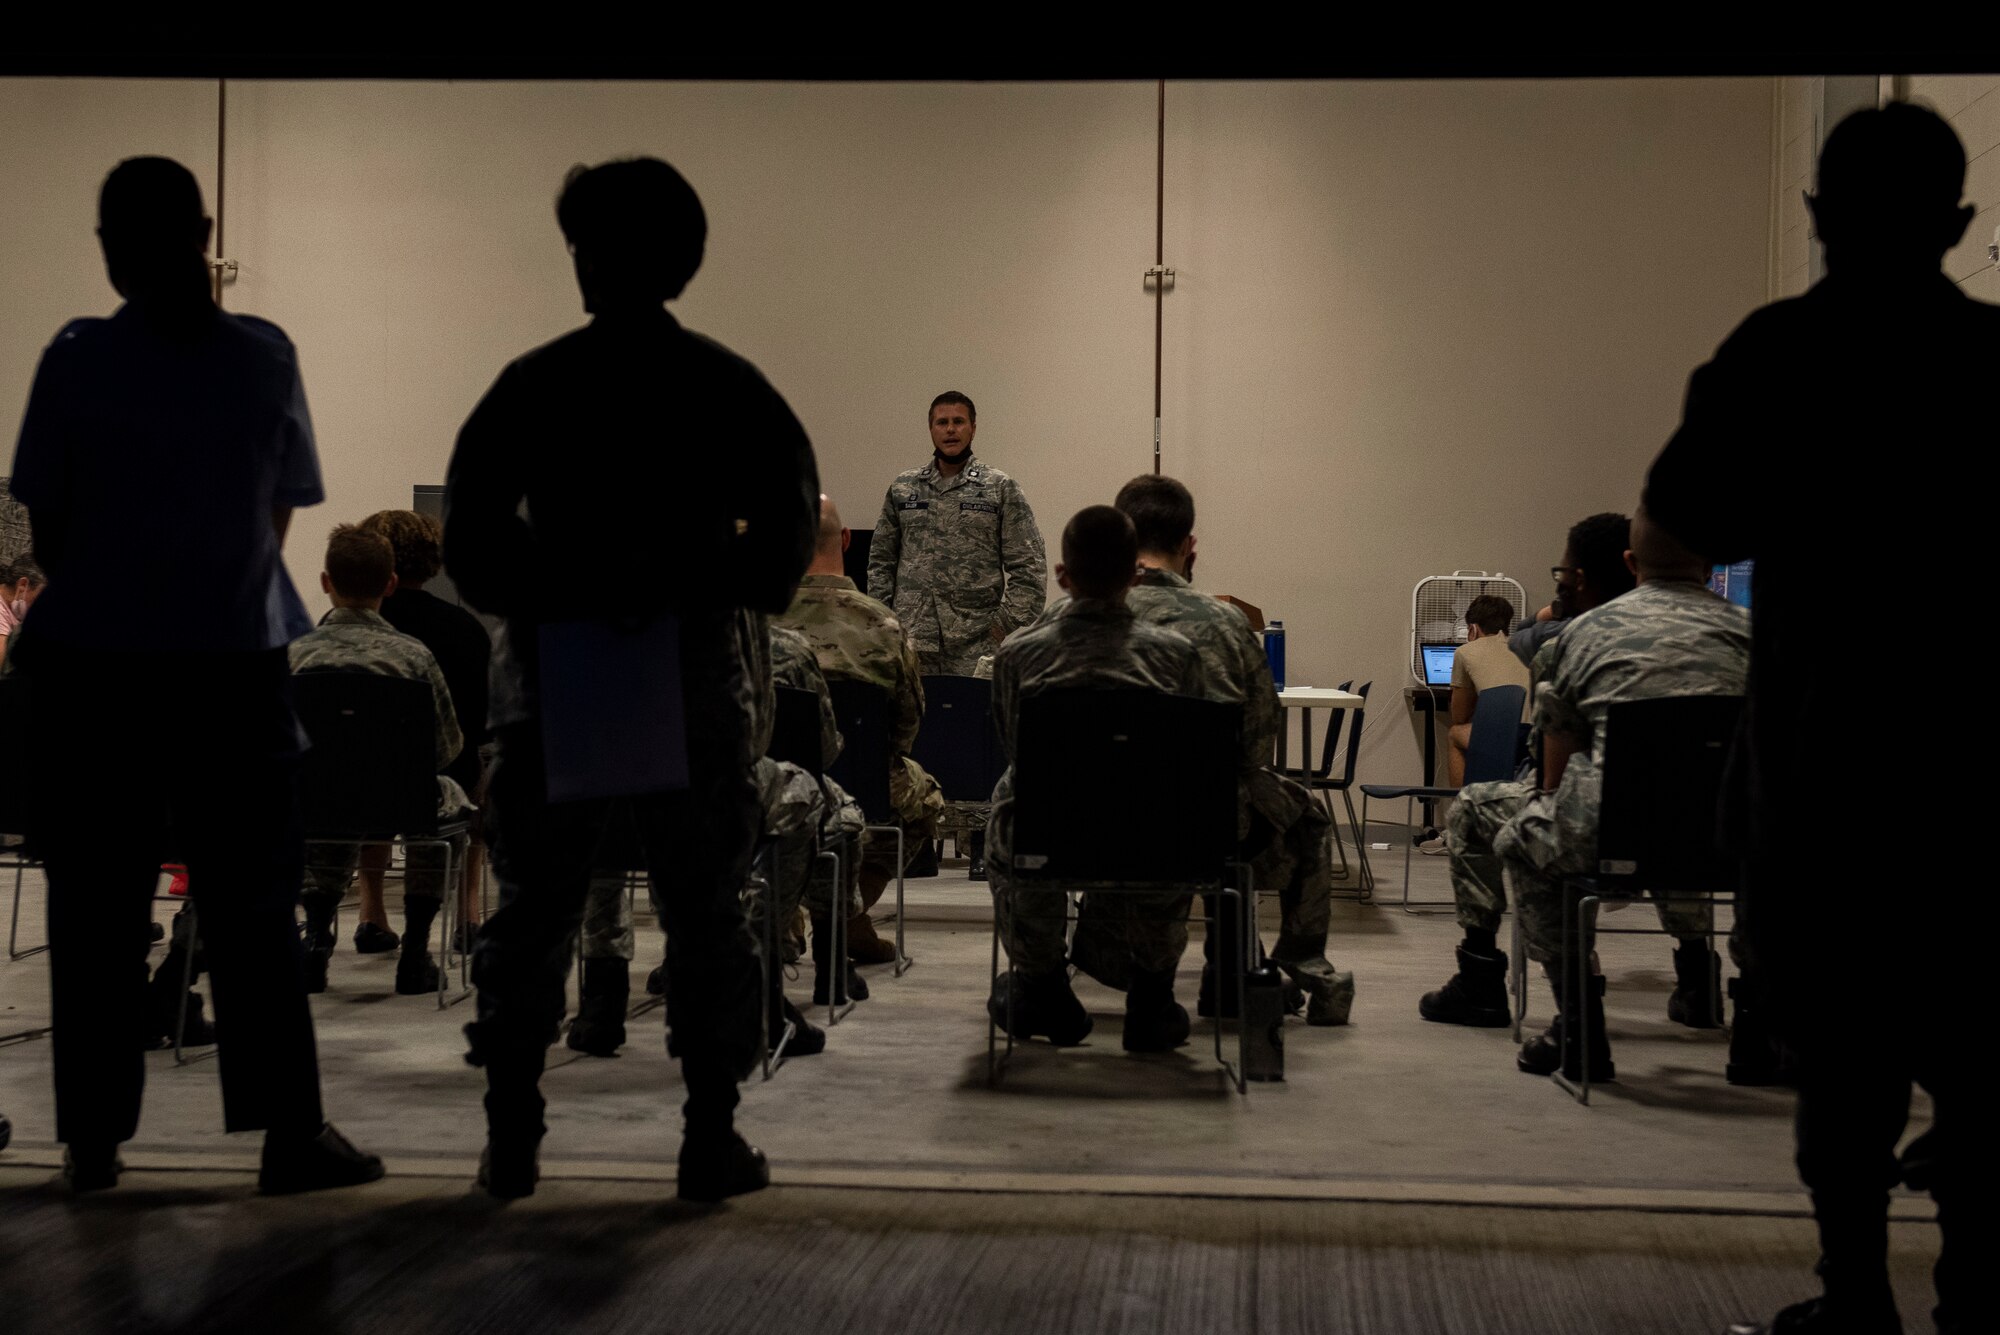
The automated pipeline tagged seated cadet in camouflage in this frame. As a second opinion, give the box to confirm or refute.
[1060,475,1354,1026]
[290,526,463,997]
[867,391,1047,677]
[1421,507,1749,1082]
[775,495,945,963]
[986,506,1206,1053]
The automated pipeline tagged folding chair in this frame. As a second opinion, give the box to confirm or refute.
[766,686,852,1025]
[1543,694,1744,1104]
[910,673,1007,868]
[294,672,473,1010]
[824,678,910,975]
[1,675,44,964]
[989,688,1250,1093]
[1277,679,1375,898]
[1359,684,1525,913]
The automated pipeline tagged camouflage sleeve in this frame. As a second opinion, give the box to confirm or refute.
[991,645,1019,762]
[426,655,464,771]
[893,635,925,756]
[994,477,1047,634]
[1531,636,1587,744]
[867,486,901,607]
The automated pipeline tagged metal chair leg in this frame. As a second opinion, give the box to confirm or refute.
[1339,789,1375,899]
[173,904,202,1064]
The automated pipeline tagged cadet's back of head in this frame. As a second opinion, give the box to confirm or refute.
[1813,103,1971,267]
[1113,475,1196,556]
[324,524,396,601]
[556,158,707,311]
[1628,505,1710,585]
[1060,505,1139,601]
[97,156,209,296]
[1568,511,1636,610]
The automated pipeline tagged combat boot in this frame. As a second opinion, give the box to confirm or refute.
[1292,968,1355,1026]
[1724,1293,1905,1333]
[1198,968,1307,1019]
[677,1062,767,1203]
[904,837,940,878]
[1725,974,1796,1086]
[567,957,630,1057]
[809,918,869,1004]
[773,996,826,1057]
[846,910,899,966]
[1518,974,1614,1081]
[1123,969,1192,1053]
[987,968,1092,1045]
[1419,944,1513,1027]
[393,897,442,995]
[467,1028,547,1201]
[966,831,987,882]
[300,892,339,994]
[1668,940,1723,1029]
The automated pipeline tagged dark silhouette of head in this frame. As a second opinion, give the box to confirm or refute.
[1058,505,1140,601]
[556,158,707,315]
[1559,511,1635,616]
[1809,103,1974,274]
[97,157,212,303]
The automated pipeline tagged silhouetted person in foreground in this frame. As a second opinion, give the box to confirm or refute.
[445,158,818,1202]
[1646,104,1993,1335]
[8,157,382,1194]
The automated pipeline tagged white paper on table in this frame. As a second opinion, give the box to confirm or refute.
[537,616,690,803]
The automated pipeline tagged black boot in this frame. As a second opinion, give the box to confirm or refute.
[677,1063,767,1203]
[1724,1294,1905,1333]
[1725,974,1795,1086]
[809,918,869,1005]
[904,837,939,878]
[1518,973,1614,1081]
[394,898,443,995]
[300,892,338,994]
[1122,969,1192,1053]
[567,958,631,1057]
[967,831,987,882]
[467,1030,547,1201]
[774,996,826,1057]
[1419,943,1514,1027]
[987,968,1092,1045]
[1668,940,1723,1029]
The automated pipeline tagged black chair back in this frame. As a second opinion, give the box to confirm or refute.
[1463,685,1526,786]
[825,678,895,824]
[1595,694,1745,892]
[1011,688,1240,884]
[911,674,1007,802]
[0,676,31,842]
[1323,681,1371,790]
[767,686,828,777]
[293,672,443,838]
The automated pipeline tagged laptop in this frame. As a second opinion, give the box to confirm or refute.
[1420,643,1457,687]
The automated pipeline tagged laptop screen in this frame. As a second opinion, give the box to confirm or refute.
[1421,644,1456,686]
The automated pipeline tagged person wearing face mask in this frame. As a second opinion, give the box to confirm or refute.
[867,392,1047,679]
[0,558,46,667]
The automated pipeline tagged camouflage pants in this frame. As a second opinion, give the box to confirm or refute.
[579,874,636,962]
[1447,779,1713,965]
[918,642,993,678]
[753,758,863,925]
[304,839,448,902]
[859,758,945,897]
[986,771,1190,978]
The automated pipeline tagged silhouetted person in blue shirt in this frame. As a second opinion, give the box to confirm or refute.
[8,157,382,1195]
[1648,105,1994,1335]
[446,158,818,1203]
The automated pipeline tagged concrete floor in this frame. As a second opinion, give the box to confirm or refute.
[0,832,1943,1331]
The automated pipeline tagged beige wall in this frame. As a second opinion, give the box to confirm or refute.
[1908,75,2000,305]
[2,77,1774,787]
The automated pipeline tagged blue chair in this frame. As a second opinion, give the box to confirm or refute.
[1359,684,1526,914]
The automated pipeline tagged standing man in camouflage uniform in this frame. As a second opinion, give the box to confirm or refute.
[777,496,944,962]
[445,158,818,1204]
[869,392,1047,677]
[986,507,1205,1053]
[291,525,463,998]
[1063,475,1353,1026]
[1419,508,1748,1083]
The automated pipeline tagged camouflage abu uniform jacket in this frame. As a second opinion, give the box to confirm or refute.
[867,454,1047,675]
[1526,579,1750,852]
[775,573,943,830]
[290,606,462,770]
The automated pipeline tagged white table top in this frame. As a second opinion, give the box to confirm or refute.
[1277,688,1365,709]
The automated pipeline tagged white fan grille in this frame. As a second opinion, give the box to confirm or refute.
[1411,571,1529,684]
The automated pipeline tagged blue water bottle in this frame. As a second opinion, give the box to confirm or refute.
[1264,621,1286,691]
